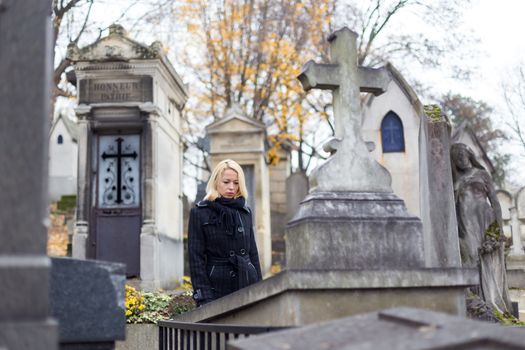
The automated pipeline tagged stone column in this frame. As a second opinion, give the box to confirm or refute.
[509,207,524,257]
[72,107,91,259]
[140,113,158,288]
[0,0,58,348]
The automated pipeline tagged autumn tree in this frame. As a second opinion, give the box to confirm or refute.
[163,0,334,173]
[142,0,475,177]
[439,93,509,187]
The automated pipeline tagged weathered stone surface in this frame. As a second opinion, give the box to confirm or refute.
[286,191,425,269]
[50,258,126,345]
[419,111,461,268]
[298,27,391,192]
[451,143,512,314]
[115,324,157,350]
[174,269,477,326]
[228,307,525,350]
[0,0,58,348]
[285,171,309,221]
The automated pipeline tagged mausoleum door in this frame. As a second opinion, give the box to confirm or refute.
[92,134,141,277]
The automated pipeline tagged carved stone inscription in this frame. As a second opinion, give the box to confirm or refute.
[79,76,153,104]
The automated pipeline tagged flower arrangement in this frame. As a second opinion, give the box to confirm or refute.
[124,278,196,324]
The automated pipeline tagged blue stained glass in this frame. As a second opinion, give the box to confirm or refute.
[381,112,404,152]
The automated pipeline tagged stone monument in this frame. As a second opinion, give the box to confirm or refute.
[50,258,126,349]
[0,0,58,348]
[418,106,462,268]
[205,104,272,275]
[174,28,476,326]
[68,24,188,289]
[228,307,525,350]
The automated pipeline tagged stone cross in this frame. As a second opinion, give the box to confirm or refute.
[298,27,392,192]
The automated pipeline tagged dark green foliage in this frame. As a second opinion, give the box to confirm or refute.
[57,195,76,212]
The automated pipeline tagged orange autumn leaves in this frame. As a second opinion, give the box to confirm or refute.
[177,0,333,165]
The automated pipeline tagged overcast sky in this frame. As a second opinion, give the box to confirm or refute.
[444,0,525,106]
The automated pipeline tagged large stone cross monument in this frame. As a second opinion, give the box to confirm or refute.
[298,28,391,192]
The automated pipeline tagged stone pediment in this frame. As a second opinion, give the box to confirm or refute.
[206,105,265,134]
[67,24,164,62]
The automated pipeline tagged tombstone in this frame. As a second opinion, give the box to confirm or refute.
[0,0,58,348]
[418,107,461,268]
[50,257,125,349]
[173,28,476,327]
[68,24,188,289]
[205,104,272,275]
[228,307,525,350]
[497,190,513,239]
[269,148,291,267]
[508,188,525,289]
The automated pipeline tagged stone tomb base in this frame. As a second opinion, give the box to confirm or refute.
[175,269,478,326]
[176,191,477,325]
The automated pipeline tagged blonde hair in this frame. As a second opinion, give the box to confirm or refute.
[204,159,249,201]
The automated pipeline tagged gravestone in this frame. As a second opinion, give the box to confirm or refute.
[497,190,514,239]
[69,24,188,289]
[50,257,125,349]
[228,307,525,350]
[418,107,461,267]
[173,28,476,327]
[269,148,291,267]
[205,104,272,275]
[0,0,58,349]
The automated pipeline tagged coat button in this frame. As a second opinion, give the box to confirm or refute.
[229,250,235,257]
[230,271,236,277]
[240,248,246,255]
[238,226,244,232]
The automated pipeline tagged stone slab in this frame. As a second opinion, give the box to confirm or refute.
[0,319,58,350]
[174,269,478,325]
[50,258,126,344]
[420,114,461,268]
[228,307,525,350]
[115,324,158,350]
[286,191,425,269]
[508,268,525,289]
[0,256,51,320]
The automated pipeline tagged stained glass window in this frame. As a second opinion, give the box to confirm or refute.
[381,111,405,153]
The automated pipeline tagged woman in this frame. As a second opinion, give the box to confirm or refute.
[188,159,262,306]
[451,143,511,314]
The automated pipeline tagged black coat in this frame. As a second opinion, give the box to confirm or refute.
[188,199,262,305]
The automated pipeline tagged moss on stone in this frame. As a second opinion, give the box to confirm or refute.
[485,221,502,240]
[423,104,442,123]
[493,308,525,326]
